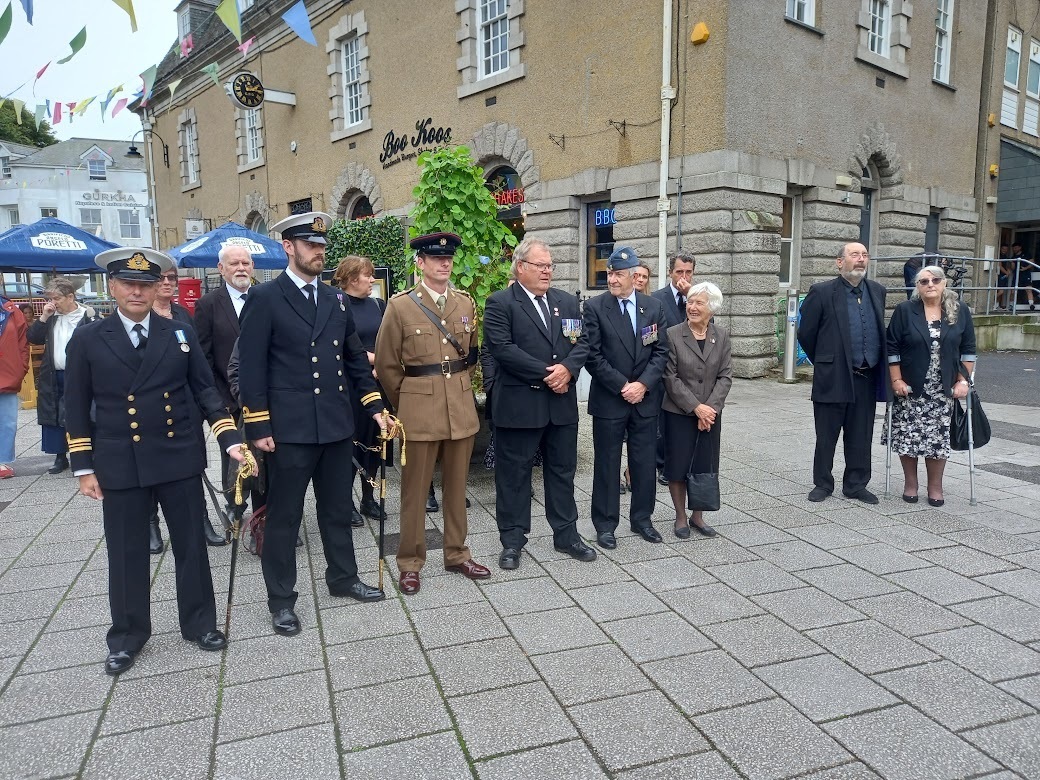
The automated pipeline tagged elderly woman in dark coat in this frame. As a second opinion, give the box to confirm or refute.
[883,264,976,507]
[27,278,99,474]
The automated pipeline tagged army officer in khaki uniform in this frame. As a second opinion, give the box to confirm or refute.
[375,233,491,595]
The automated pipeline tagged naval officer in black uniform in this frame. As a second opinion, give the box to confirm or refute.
[64,247,249,676]
[238,211,386,637]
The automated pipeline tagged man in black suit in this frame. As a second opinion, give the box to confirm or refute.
[64,247,249,676]
[238,212,385,637]
[650,252,695,481]
[798,241,888,504]
[585,247,670,548]
[483,239,596,570]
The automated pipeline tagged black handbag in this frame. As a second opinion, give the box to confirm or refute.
[950,367,990,451]
[686,429,721,512]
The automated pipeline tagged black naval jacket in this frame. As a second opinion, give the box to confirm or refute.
[63,314,240,490]
[237,272,383,445]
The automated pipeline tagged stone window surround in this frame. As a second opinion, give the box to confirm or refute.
[235,106,265,174]
[177,106,201,193]
[456,0,526,99]
[327,10,372,143]
[855,0,912,80]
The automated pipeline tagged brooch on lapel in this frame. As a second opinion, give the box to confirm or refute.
[553,307,560,317]
[639,307,645,315]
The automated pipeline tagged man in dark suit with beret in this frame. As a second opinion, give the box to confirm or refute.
[65,247,249,676]
[483,238,596,570]
[238,211,386,637]
[585,246,670,548]
[798,241,888,504]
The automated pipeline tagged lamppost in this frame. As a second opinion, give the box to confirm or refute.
[125,121,169,249]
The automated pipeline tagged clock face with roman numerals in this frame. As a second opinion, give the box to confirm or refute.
[231,72,264,109]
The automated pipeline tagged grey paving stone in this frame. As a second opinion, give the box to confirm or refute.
[0,560,83,593]
[531,643,652,706]
[102,665,218,736]
[796,763,882,779]
[946,527,1039,556]
[0,618,46,661]
[823,705,999,780]
[21,624,113,673]
[680,537,761,567]
[318,598,412,645]
[832,543,931,575]
[998,674,1040,708]
[885,566,1000,606]
[214,723,340,780]
[916,625,1040,682]
[327,631,427,691]
[64,567,110,600]
[806,620,938,674]
[917,545,1020,577]
[476,740,609,780]
[218,670,332,743]
[847,591,974,637]
[658,582,765,626]
[876,660,1036,731]
[451,680,576,759]
[702,614,823,668]
[0,655,17,689]
[1009,548,1040,571]
[335,675,451,750]
[0,664,110,725]
[694,698,851,780]
[87,717,213,780]
[540,555,631,588]
[397,571,486,610]
[570,689,708,772]
[748,540,844,571]
[621,556,715,590]
[411,601,508,649]
[858,524,957,552]
[796,564,901,600]
[615,751,742,779]
[703,559,806,596]
[601,611,715,662]
[952,596,1040,643]
[426,636,538,696]
[0,586,64,622]
[504,605,610,655]
[825,506,899,531]
[114,631,223,680]
[642,650,774,716]
[11,538,100,568]
[480,576,575,616]
[44,593,111,633]
[719,521,795,547]
[751,587,865,631]
[754,655,898,722]
[569,580,668,622]
[2,710,99,780]
[341,731,470,780]
[977,569,1040,607]
[789,524,876,550]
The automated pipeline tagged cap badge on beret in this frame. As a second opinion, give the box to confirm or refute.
[126,253,150,271]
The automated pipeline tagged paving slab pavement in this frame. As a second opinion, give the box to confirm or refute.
[1,377,1039,779]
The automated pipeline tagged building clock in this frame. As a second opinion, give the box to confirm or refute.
[229,72,265,110]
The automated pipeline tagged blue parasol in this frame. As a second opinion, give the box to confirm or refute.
[168,222,288,270]
[0,218,120,273]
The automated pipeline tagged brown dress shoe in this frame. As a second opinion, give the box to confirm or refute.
[399,571,421,595]
[446,559,492,580]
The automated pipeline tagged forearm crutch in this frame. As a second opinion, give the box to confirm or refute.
[884,401,893,500]
[966,371,977,507]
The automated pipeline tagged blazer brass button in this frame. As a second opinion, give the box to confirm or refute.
[130,422,138,429]
[128,408,136,415]
[167,432,174,438]
[165,405,172,412]
[313,372,319,378]
[127,395,134,402]
[166,419,173,425]
[312,356,318,363]
[314,388,320,394]
[163,392,170,399]
[132,435,141,442]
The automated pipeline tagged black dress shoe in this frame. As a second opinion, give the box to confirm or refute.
[104,650,136,676]
[149,514,163,555]
[927,497,945,507]
[499,548,521,570]
[693,522,718,538]
[465,497,471,508]
[658,473,669,486]
[426,486,440,513]
[633,525,663,543]
[47,454,69,474]
[203,513,227,546]
[843,488,879,505]
[619,481,627,495]
[554,541,597,562]
[808,487,831,502]
[902,494,919,504]
[596,531,617,549]
[191,630,227,651]
[673,524,691,539]
[272,608,301,636]
[330,580,385,602]
[360,498,386,522]
[296,531,304,548]
[350,507,365,528]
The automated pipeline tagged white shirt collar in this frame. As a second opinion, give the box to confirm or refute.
[116,309,151,337]
[283,265,316,290]
[669,283,683,299]
[225,281,249,300]
[516,282,544,302]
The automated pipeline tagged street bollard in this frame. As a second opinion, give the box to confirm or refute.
[781,287,799,384]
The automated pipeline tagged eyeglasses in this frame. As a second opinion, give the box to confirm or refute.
[159,273,178,281]
[523,261,556,272]
[917,277,944,286]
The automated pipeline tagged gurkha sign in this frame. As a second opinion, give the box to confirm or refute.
[380,118,452,170]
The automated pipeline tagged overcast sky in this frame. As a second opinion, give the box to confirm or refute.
[0,0,179,143]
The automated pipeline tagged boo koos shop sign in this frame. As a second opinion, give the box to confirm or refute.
[380,118,452,170]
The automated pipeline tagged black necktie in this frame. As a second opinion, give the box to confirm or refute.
[304,285,315,306]
[851,286,862,305]
[132,323,147,350]
[676,293,685,319]
[535,295,551,332]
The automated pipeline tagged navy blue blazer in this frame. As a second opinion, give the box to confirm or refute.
[887,299,977,397]
[651,285,686,329]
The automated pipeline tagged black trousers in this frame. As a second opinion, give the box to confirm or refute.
[592,410,657,533]
[655,407,667,474]
[219,444,266,512]
[812,371,878,495]
[495,423,581,550]
[103,475,216,653]
[261,439,359,612]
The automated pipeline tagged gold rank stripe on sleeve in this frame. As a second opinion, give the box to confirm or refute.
[66,435,92,452]
[360,392,381,406]
[210,419,237,436]
[242,409,271,423]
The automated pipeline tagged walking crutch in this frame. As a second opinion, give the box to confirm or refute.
[884,400,893,500]
[966,370,978,507]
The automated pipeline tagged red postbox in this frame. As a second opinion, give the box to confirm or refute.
[177,277,202,314]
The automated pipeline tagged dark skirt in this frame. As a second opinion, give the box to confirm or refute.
[41,369,66,455]
[662,409,722,483]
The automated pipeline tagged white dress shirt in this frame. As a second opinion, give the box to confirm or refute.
[516,282,549,329]
[226,282,249,317]
[283,266,318,300]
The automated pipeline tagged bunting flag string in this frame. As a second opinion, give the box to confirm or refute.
[0,3,12,48]
[215,0,241,44]
[56,26,87,65]
[110,0,137,33]
[281,0,316,46]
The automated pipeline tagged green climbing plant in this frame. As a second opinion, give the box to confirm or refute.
[324,214,409,292]
[409,146,518,323]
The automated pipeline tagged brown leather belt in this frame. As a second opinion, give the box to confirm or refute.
[404,358,471,377]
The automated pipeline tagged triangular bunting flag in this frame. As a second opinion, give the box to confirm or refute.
[0,4,13,48]
[100,85,123,114]
[281,0,316,46]
[237,36,256,57]
[111,98,128,118]
[52,101,61,124]
[200,61,221,87]
[139,64,158,105]
[0,99,5,113]
[33,104,45,128]
[56,26,87,64]
[180,33,194,58]
[17,0,30,24]
[110,0,137,32]
[167,78,183,102]
[11,98,23,124]
[215,0,241,43]
[74,97,94,115]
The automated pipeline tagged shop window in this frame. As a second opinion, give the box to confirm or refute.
[785,0,815,27]
[327,11,371,142]
[933,0,954,84]
[80,208,102,233]
[486,166,525,243]
[585,201,616,290]
[288,198,313,216]
[350,196,374,220]
[1002,27,1022,128]
[40,207,58,218]
[119,209,141,240]
[456,0,526,98]
[856,0,910,78]
[88,159,107,180]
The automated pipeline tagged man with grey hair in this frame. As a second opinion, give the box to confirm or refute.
[483,238,594,569]
[798,241,888,504]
